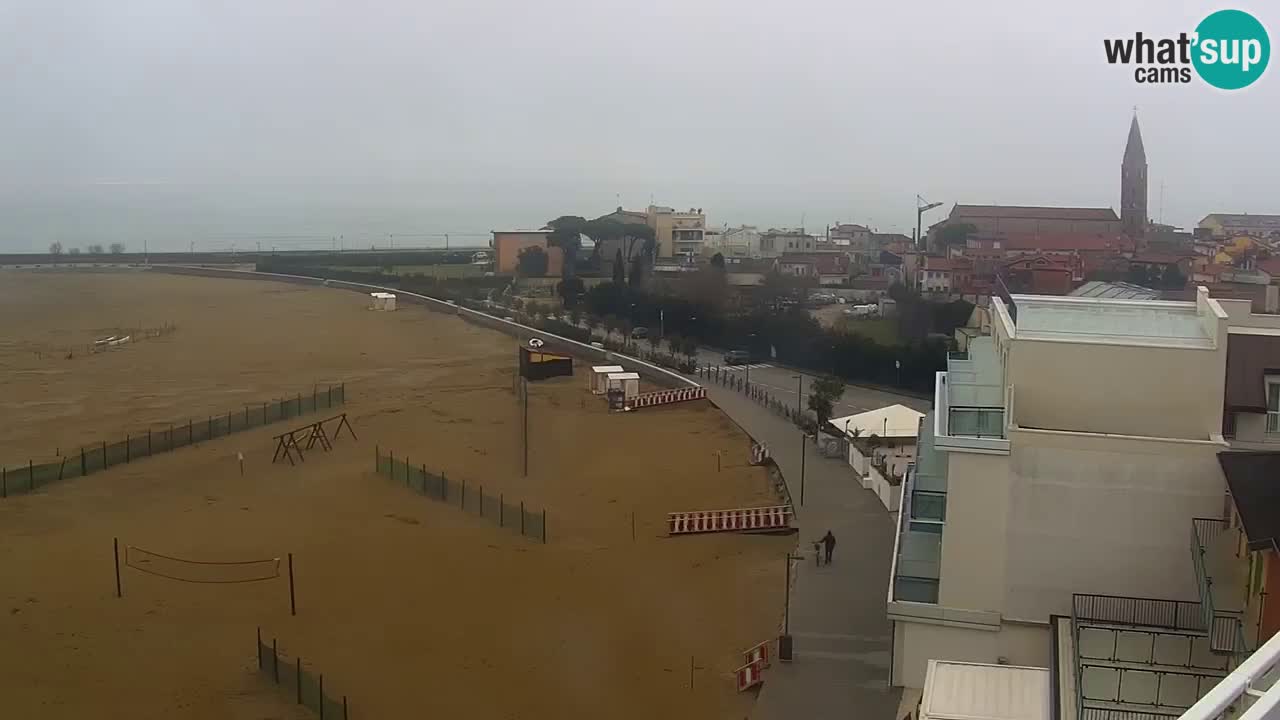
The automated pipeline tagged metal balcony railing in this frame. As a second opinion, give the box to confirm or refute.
[1072,593,1205,632]
[1267,411,1280,434]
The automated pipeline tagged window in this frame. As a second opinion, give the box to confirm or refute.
[1268,378,1280,433]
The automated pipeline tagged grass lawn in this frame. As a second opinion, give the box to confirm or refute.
[834,315,899,344]
[321,264,486,278]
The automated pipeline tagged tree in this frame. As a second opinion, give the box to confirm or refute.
[546,216,586,280]
[49,242,63,256]
[668,335,683,356]
[87,244,104,254]
[613,248,626,285]
[603,314,619,339]
[517,246,549,277]
[681,337,698,359]
[710,252,725,270]
[558,276,585,307]
[935,223,977,250]
[569,307,583,327]
[585,314,600,338]
[807,375,846,430]
[69,247,81,255]
[647,333,660,354]
[109,242,126,254]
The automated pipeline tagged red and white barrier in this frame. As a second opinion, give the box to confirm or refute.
[736,659,765,692]
[750,442,771,465]
[628,386,707,409]
[743,640,771,668]
[667,505,793,535]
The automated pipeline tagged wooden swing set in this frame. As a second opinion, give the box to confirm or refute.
[271,413,357,465]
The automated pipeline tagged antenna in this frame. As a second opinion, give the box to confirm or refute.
[1160,182,1165,225]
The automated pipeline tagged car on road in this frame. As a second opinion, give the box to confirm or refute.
[723,349,752,365]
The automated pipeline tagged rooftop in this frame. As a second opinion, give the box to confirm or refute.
[920,660,1050,720]
[1007,294,1216,348]
[1069,280,1161,301]
[1202,213,1280,229]
[831,404,925,439]
[1224,332,1280,411]
[952,204,1120,222]
[1218,452,1280,550]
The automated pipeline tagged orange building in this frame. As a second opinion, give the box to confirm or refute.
[491,231,563,277]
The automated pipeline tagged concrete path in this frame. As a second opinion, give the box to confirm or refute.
[702,381,902,720]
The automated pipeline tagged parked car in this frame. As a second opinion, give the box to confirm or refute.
[723,349,752,365]
[631,327,649,340]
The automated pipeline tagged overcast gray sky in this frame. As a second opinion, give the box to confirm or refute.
[1,0,1276,250]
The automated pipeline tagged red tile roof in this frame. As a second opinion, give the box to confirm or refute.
[921,255,972,272]
[953,205,1120,221]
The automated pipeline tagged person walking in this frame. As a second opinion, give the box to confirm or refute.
[821,530,836,565]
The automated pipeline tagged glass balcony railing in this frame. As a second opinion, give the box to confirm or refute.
[947,407,1006,438]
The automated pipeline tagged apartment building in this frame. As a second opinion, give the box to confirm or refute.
[890,289,1232,690]
[648,206,706,258]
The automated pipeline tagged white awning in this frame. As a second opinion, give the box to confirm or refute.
[830,404,925,439]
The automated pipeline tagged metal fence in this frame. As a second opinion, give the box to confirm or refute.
[698,364,817,428]
[1072,593,1205,632]
[257,628,348,719]
[375,447,547,543]
[1,384,346,498]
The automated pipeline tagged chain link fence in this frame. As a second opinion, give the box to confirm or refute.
[375,447,546,543]
[1,384,345,498]
[257,628,348,719]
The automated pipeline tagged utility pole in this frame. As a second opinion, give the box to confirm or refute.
[917,195,943,252]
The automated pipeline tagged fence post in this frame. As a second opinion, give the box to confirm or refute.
[344,696,348,720]
[480,485,484,517]
[147,429,152,456]
[328,385,333,407]
[2,467,6,498]
[29,458,34,488]
[208,416,212,439]
[289,553,297,616]
[319,675,325,719]
[102,441,107,468]
[81,447,86,475]
[273,639,280,683]
[126,434,131,463]
[442,471,447,502]
[500,494,504,527]
[114,537,122,597]
[375,444,379,472]
[257,627,263,670]
[263,402,268,424]
[405,456,410,486]
[297,393,302,416]
[188,419,193,444]
[461,479,466,510]
[542,509,547,544]
[296,657,302,704]
[245,407,250,427]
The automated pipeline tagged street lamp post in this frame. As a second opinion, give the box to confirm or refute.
[794,374,806,506]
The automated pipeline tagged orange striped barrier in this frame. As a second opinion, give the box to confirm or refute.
[667,505,793,535]
[743,640,771,668]
[629,386,706,409]
[736,659,765,692]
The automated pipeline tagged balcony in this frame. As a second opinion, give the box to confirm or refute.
[1068,594,1229,720]
[1191,518,1251,656]
[890,413,944,605]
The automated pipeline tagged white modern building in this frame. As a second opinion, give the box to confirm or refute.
[890,288,1233,691]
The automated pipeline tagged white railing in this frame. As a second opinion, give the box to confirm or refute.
[1267,412,1280,434]
[1175,628,1280,720]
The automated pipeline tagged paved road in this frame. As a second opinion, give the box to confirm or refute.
[694,348,930,419]
[701,381,904,720]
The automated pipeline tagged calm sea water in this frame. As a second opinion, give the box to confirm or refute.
[0,181,912,254]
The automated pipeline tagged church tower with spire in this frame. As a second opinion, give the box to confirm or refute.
[1121,113,1148,239]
